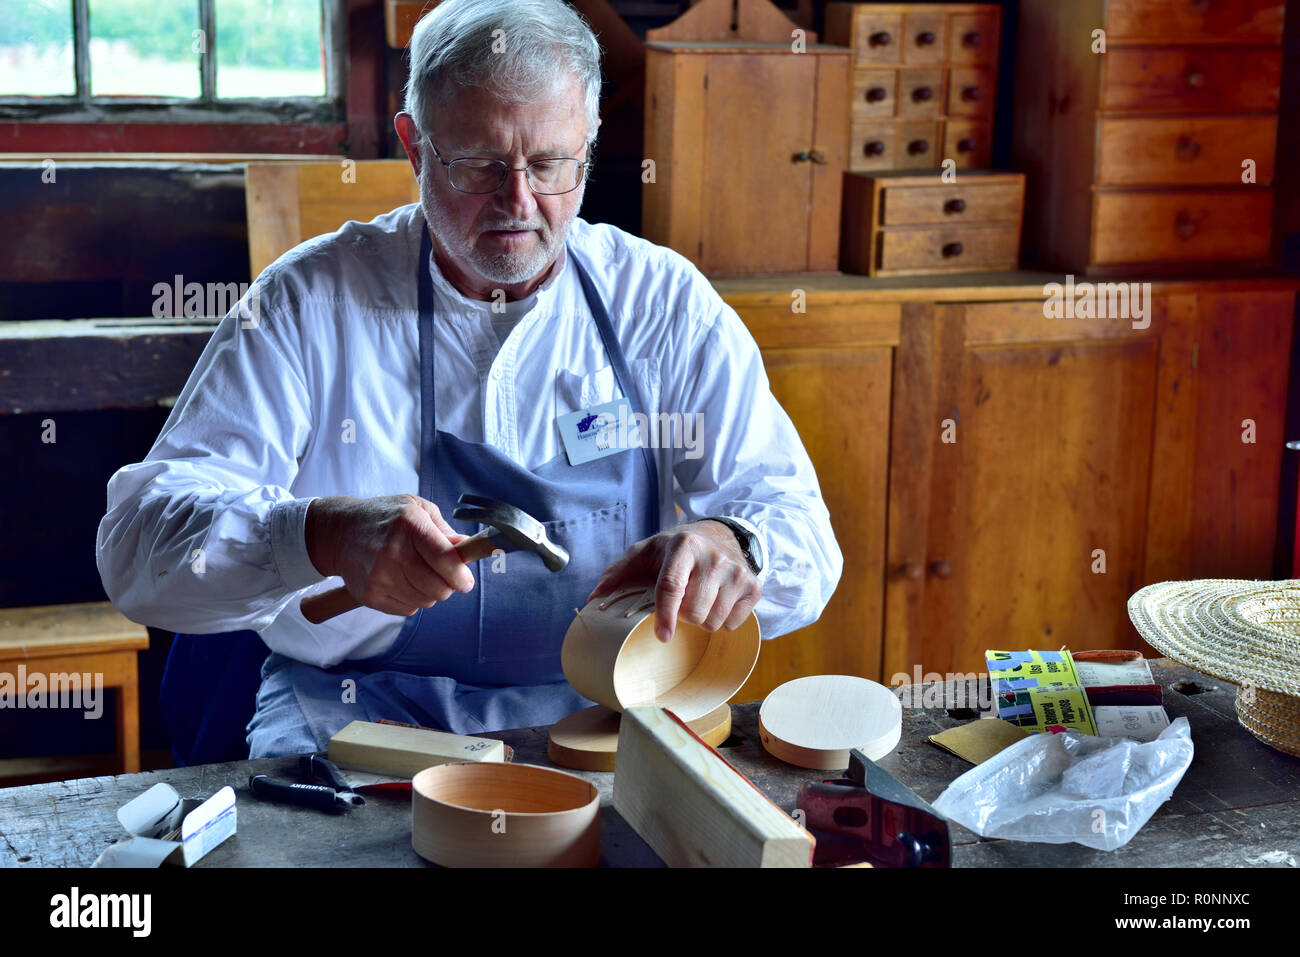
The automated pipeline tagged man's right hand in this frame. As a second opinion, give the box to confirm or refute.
[304,495,476,617]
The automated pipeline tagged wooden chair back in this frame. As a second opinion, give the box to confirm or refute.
[244,159,420,279]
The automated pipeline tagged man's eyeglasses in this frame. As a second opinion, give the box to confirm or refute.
[426,138,590,195]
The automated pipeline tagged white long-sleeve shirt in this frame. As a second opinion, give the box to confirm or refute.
[96,204,843,668]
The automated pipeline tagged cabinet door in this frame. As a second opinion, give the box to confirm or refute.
[1145,290,1295,583]
[730,302,898,699]
[888,300,1163,678]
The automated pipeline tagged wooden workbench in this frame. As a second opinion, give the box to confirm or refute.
[1,659,1296,868]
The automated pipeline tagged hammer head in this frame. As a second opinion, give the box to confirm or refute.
[453,493,570,572]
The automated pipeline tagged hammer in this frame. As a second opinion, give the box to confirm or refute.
[299,493,570,624]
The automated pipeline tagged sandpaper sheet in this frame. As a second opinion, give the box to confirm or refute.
[929,719,1031,765]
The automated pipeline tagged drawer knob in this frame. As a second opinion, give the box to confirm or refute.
[961,85,981,102]
[957,137,977,153]
[944,198,967,214]
[929,559,953,580]
[1175,211,1199,239]
[912,85,934,102]
[900,562,925,581]
[963,30,982,47]
[916,31,936,46]
[869,31,892,47]
[907,139,930,155]
[942,242,964,258]
[1185,69,1206,89]
[866,86,888,103]
[791,149,828,164]
[1176,135,1202,160]
[864,140,886,156]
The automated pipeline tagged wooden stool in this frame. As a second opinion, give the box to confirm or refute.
[0,602,148,778]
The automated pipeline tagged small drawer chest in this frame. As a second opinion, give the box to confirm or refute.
[825,2,1002,173]
[840,169,1026,276]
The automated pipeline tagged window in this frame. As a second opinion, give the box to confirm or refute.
[0,0,344,123]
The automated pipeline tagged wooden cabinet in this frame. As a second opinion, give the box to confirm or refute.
[723,298,899,702]
[641,41,849,276]
[715,276,1297,697]
[1013,0,1286,274]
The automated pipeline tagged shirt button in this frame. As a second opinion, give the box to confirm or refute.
[491,367,503,380]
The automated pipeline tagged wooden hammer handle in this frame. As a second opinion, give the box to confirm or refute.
[299,529,499,624]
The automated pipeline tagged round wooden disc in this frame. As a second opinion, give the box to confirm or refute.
[547,703,732,772]
[759,675,902,770]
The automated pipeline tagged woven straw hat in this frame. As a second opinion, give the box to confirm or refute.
[1236,689,1300,758]
[1128,579,1300,756]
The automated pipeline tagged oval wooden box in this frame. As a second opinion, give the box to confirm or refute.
[759,674,903,770]
[411,763,600,868]
[561,588,761,722]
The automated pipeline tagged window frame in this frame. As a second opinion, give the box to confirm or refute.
[0,0,347,127]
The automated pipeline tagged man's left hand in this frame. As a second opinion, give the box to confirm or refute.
[587,521,761,642]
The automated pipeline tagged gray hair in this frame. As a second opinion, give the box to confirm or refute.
[404,0,603,149]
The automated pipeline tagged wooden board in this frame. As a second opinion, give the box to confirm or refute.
[758,674,902,769]
[245,160,420,279]
[612,706,813,867]
[547,703,732,772]
[328,720,505,777]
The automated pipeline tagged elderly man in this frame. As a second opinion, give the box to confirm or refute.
[97,0,842,760]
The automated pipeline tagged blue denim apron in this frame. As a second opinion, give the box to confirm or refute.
[245,223,661,758]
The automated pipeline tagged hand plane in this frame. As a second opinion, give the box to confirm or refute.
[797,747,951,868]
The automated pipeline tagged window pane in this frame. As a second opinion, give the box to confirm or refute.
[0,1,75,96]
[89,0,201,98]
[216,0,324,98]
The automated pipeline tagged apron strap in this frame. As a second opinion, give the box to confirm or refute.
[567,244,662,532]
[417,226,437,503]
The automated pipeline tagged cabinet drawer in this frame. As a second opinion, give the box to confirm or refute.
[1105,0,1286,44]
[1092,190,1274,264]
[896,121,942,170]
[851,69,897,119]
[897,68,945,118]
[943,119,993,169]
[1097,116,1277,186]
[877,224,1020,274]
[850,121,897,172]
[1101,48,1282,112]
[902,11,947,64]
[851,10,903,66]
[947,67,995,116]
[880,181,1024,227]
[948,10,999,66]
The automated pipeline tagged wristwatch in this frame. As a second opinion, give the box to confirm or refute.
[704,516,764,576]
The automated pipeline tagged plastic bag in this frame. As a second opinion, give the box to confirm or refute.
[931,717,1193,850]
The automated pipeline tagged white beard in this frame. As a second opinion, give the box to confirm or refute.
[418,157,582,287]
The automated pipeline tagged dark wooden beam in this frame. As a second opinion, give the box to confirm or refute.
[0,319,215,415]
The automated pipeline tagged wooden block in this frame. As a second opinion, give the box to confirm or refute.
[547,703,732,772]
[613,707,813,867]
[328,720,505,777]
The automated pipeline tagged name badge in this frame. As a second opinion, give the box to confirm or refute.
[557,397,641,466]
